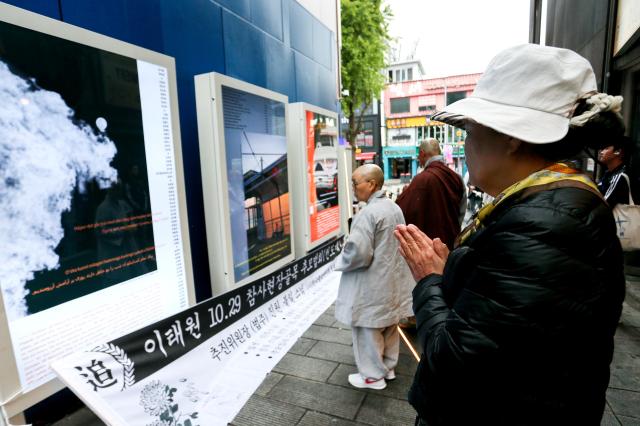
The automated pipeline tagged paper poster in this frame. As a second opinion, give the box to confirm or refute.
[306,111,340,242]
[0,19,189,390]
[222,86,292,281]
[52,239,343,426]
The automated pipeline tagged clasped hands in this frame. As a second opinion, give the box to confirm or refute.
[394,224,449,282]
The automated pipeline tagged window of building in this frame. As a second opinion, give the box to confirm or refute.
[395,69,401,82]
[432,125,444,141]
[446,91,467,105]
[388,70,393,82]
[418,105,436,112]
[407,68,413,81]
[401,69,406,81]
[390,97,410,113]
[356,119,374,147]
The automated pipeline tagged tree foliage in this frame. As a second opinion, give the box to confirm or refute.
[341,0,391,146]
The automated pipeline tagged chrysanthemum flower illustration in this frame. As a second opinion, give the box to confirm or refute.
[140,381,172,416]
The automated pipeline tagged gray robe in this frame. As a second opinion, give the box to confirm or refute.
[334,190,414,328]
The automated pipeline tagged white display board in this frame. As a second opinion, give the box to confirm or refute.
[288,103,344,257]
[337,144,355,235]
[195,73,295,296]
[0,3,195,417]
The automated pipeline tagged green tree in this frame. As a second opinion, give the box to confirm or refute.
[340,0,391,147]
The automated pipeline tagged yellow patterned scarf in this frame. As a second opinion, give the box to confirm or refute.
[457,163,599,246]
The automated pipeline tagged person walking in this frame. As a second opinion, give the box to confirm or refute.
[334,164,413,390]
[395,44,625,425]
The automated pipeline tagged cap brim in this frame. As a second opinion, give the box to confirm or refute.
[432,97,569,144]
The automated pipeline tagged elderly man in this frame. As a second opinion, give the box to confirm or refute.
[396,138,466,250]
[334,164,413,390]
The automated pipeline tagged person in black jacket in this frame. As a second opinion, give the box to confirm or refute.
[394,44,626,426]
[598,139,631,208]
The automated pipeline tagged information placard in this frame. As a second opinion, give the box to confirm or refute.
[288,103,344,257]
[196,73,294,295]
[305,111,340,242]
[222,87,291,282]
[0,3,194,415]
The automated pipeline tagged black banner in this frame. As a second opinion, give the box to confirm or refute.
[100,237,343,384]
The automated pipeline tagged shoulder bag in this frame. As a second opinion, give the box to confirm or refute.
[612,173,640,251]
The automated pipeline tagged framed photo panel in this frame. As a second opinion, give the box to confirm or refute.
[195,73,295,295]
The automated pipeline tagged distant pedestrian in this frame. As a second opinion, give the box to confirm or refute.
[598,137,631,208]
[395,44,625,425]
[334,164,413,390]
[396,139,466,250]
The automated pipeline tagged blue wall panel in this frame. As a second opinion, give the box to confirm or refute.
[223,9,266,89]
[215,0,250,21]
[251,0,282,41]
[318,65,337,111]
[3,0,60,19]
[289,0,312,58]
[60,0,164,52]
[160,0,225,301]
[264,33,295,99]
[294,51,318,106]
[312,18,331,70]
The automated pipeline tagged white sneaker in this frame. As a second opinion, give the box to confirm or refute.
[348,373,387,390]
[385,370,396,381]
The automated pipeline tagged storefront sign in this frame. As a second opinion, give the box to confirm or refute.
[383,146,418,158]
[387,117,444,128]
[387,127,417,147]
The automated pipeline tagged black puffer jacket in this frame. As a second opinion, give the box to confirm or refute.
[409,186,625,426]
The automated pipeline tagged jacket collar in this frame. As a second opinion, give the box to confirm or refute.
[424,155,445,168]
[366,189,386,204]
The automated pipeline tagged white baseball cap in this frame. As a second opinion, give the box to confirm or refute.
[432,44,598,144]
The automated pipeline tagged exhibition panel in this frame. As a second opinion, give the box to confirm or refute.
[288,103,344,256]
[195,72,295,296]
[0,3,195,416]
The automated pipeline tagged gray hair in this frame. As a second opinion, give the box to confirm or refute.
[419,138,441,156]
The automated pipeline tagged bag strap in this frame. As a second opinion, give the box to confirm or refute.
[620,173,635,206]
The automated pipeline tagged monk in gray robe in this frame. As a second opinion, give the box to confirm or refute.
[334,164,414,390]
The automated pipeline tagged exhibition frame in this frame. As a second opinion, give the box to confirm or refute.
[288,103,343,257]
[0,3,195,419]
[195,72,295,296]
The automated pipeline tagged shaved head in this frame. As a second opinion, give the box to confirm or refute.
[354,164,384,190]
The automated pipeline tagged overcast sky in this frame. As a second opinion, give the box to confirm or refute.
[385,0,531,78]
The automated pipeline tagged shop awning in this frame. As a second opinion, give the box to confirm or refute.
[356,152,376,161]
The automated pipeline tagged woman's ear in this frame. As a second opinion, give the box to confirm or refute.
[505,137,523,155]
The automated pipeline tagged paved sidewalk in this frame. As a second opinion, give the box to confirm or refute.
[230,304,419,426]
[603,279,640,425]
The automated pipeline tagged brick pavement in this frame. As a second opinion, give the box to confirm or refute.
[230,304,419,426]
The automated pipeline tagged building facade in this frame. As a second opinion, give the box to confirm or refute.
[354,100,383,167]
[382,73,480,180]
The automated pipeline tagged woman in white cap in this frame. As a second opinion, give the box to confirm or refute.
[394,43,625,425]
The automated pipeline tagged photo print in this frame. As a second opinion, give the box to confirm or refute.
[0,21,157,320]
[222,86,291,282]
